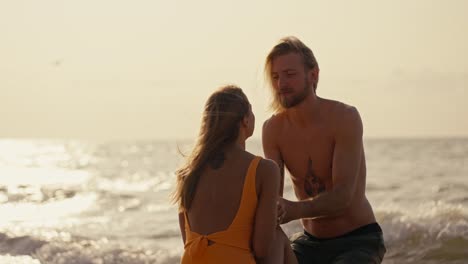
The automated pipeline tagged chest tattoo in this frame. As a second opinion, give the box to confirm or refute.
[304,158,326,197]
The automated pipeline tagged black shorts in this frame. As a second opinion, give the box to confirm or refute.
[291,223,386,264]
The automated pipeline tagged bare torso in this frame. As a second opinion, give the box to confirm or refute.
[267,98,376,238]
[187,150,257,235]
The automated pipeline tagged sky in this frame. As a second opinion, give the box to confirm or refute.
[1,0,467,140]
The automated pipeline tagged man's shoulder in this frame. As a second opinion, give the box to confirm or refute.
[323,98,360,122]
[322,98,362,134]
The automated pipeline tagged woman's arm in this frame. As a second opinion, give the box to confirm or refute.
[252,159,281,259]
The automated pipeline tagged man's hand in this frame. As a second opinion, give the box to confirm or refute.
[277,197,297,225]
[277,199,285,225]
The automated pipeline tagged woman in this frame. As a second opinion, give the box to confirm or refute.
[173,85,297,264]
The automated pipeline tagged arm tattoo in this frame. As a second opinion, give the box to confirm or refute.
[304,158,326,197]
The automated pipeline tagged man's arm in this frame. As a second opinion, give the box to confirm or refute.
[280,107,363,222]
[262,118,285,196]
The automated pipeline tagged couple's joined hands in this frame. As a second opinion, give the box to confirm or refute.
[276,197,296,225]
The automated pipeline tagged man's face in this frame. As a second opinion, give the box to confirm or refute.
[270,52,314,108]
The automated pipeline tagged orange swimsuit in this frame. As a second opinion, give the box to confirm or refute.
[181,157,261,264]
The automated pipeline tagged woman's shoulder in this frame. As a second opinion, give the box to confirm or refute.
[256,157,280,181]
[257,157,279,170]
[236,151,280,181]
[253,157,280,196]
[239,150,278,171]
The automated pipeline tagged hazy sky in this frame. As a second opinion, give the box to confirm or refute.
[1,0,467,140]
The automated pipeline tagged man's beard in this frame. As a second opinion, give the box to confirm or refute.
[279,78,311,108]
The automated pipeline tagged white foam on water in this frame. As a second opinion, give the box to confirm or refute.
[0,231,182,264]
[0,193,97,226]
[86,172,175,196]
[0,166,91,188]
[92,177,161,193]
[0,255,41,264]
[280,200,468,263]
[375,201,468,245]
[34,239,181,264]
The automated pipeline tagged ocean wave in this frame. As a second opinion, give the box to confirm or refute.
[0,185,78,204]
[0,255,41,264]
[0,167,91,187]
[90,177,163,193]
[376,201,468,243]
[34,240,180,264]
[0,231,181,264]
[0,193,97,224]
[375,201,468,263]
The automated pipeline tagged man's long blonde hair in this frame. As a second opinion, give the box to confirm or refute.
[173,85,250,211]
[264,36,319,113]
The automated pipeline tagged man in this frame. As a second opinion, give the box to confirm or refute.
[262,36,386,263]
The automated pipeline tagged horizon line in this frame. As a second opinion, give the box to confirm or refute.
[1,135,468,143]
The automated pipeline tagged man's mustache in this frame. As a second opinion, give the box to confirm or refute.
[278,88,294,94]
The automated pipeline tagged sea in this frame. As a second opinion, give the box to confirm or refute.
[0,138,467,264]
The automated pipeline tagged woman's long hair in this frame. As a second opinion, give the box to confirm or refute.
[173,85,250,212]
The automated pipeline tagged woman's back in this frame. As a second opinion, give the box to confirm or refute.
[187,150,256,235]
[181,149,261,264]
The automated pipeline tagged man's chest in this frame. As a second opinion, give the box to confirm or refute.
[278,126,335,184]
